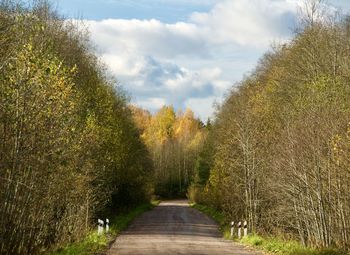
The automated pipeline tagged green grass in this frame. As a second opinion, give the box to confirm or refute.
[51,201,160,255]
[240,234,347,255]
[191,203,347,255]
[191,203,225,225]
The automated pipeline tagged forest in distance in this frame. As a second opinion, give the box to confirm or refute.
[1,0,350,254]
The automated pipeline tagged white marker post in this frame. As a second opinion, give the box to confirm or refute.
[238,221,242,239]
[230,221,235,238]
[98,219,104,235]
[243,220,248,237]
[106,218,109,233]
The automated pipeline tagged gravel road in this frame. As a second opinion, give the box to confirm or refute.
[107,200,261,255]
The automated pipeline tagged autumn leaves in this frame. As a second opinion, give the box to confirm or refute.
[131,106,207,198]
[190,11,350,251]
[0,3,152,254]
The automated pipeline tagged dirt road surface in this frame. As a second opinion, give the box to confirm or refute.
[107,200,261,255]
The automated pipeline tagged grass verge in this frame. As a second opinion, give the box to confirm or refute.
[51,200,160,255]
[191,203,347,255]
[240,234,346,255]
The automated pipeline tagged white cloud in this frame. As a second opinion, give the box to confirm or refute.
[80,0,302,120]
[109,0,218,7]
[87,19,208,58]
[117,57,227,112]
[150,0,217,5]
[137,97,166,111]
[101,53,146,77]
[190,0,298,46]
[185,97,217,121]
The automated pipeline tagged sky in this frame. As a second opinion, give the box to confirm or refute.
[54,0,350,121]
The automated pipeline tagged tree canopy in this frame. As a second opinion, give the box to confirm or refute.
[0,1,152,254]
[190,7,350,250]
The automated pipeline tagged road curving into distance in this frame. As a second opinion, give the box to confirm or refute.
[107,200,261,255]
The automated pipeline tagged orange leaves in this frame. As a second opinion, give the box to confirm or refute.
[130,104,205,197]
[174,108,199,140]
[133,105,204,148]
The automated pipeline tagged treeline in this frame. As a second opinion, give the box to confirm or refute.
[190,6,350,251]
[0,1,152,254]
[131,106,206,198]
